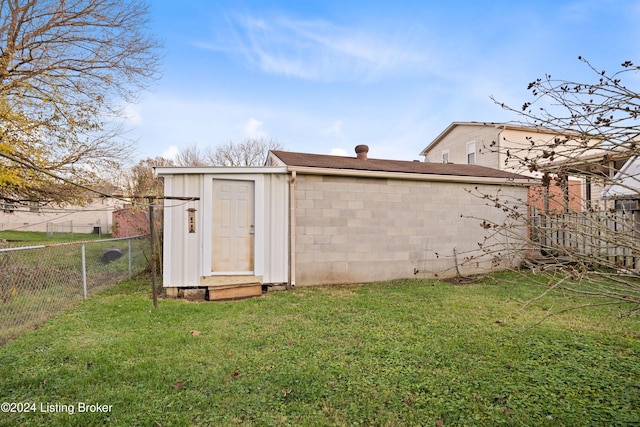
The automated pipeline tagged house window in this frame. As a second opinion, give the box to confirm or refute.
[467,141,476,164]
[441,150,450,163]
[29,201,40,213]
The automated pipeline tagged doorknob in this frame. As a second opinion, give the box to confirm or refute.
[249,225,255,235]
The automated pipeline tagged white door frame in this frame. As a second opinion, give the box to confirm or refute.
[202,174,264,276]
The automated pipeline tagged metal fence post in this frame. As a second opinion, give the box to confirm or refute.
[149,200,158,308]
[128,238,132,279]
[81,243,87,299]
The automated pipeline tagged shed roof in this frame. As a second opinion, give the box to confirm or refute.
[270,150,530,180]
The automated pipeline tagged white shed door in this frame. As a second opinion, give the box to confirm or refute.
[212,180,255,273]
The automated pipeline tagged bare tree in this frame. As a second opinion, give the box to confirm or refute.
[174,143,208,167]
[0,0,161,204]
[473,57,640,315]
[123,156,174,199]
[206,138,283,166]
[173,139,283,167]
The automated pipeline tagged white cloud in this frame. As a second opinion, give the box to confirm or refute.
[122,104,142,125]
[162,145,178,161]
[205,14,430,82]
[244,117,266,139]
[330,148,348,156]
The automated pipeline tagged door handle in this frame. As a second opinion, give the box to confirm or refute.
[249,225,255,235]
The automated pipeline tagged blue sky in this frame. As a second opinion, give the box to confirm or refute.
[126,0,640,162]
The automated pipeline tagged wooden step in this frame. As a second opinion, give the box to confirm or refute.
[207,284,262,301]
[200,275,263,287]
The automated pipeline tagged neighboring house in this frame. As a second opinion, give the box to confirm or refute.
[156,146,533,300]
[420,122,631,212]
[0,196,123,234]
[602,156,640,220]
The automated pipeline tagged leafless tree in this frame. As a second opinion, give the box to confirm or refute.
[0,0,161,204]
[471,57,640,315]
[206,138,283,166]
[174,143,208,167]
[173,139,283,167]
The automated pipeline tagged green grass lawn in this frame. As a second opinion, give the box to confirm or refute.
[0,230,112,244]
[0,236,149,345]
[0,273,638,426]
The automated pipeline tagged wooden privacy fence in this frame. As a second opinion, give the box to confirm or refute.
[530,211,640,269]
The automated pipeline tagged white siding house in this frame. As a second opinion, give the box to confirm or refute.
[0,197,122,234]
[421,122,633,212]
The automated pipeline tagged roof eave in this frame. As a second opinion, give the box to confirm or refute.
[154,166,288,176]
[286,165,536,186]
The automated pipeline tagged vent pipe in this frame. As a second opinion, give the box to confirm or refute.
[355,145,369,160]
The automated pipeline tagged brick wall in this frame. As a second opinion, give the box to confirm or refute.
[294,174,528,286]
[528,179,582,214]
[112,208,149,238]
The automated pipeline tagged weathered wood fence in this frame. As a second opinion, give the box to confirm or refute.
[530,211,640,268]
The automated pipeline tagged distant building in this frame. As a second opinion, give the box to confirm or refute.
[0,196,123,235]
[602,156,640,222]
[421,121,631,213]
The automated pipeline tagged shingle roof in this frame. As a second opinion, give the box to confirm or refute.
[270,150,530,180]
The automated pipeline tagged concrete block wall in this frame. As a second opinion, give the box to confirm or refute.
[294,174,528,286]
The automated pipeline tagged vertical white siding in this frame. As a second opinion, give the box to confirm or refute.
[163,174,203,287]
[263,173,289,284]
[161,170,289,287]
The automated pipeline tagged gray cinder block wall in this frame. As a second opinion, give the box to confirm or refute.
[294,174,526,285]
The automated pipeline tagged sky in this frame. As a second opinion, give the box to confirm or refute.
[125,0,640,163]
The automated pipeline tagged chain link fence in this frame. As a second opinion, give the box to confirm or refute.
[0,235,150,345]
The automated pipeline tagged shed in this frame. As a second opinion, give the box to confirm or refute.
[156,146,533,299]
